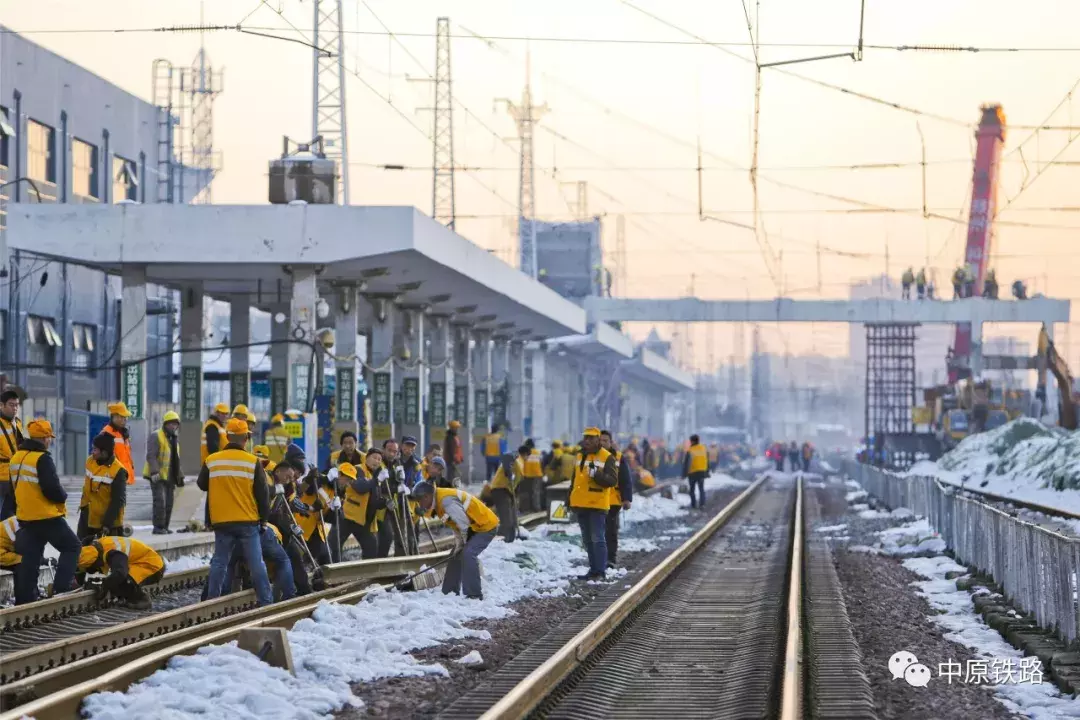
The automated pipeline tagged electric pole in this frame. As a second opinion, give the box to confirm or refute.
[313,0,350,204]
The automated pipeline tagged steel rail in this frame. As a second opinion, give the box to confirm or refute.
[0,511,548,715]
[477,475,770,720]
[779,473,805,720]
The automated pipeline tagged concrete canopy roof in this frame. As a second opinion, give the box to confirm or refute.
[621,348,694,392]
[543,322,634,360]
[7,204,587,339]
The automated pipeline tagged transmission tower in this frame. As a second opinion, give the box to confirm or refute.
[313,0,350,204]
[189,37,222,204]
[431,18,456,229]
[498,51,548,276]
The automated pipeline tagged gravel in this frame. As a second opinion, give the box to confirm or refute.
[337,487,745,719]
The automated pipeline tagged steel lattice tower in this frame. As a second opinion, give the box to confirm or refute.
[431,18,456,229]
[499,52,548,276]
[313,0,350,204]
[189,44,221,204]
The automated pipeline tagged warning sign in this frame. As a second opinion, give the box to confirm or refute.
[548,500,571,524]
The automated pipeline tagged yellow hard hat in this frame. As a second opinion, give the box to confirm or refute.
[252,445,270,459]
[162,411,180,424]
[339,462,358,480]
[213,403,230,415]
[271,413,284,424]
[107,402,132,418]
[225,418,249,436]
[232,404,250,417]
[246,411,256,423]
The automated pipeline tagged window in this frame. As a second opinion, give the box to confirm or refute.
[26,119,56,184]
[71,323,97,375]
[0,107,13,168]
[26,315,61,375]
[72,139,99,199]
[112,156,138,202]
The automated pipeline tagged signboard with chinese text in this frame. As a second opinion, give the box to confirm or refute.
[122,364,143,419]
[402,378,420,425]
[181,366,201,422]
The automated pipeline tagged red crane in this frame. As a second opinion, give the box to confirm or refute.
[947,105,1006,383]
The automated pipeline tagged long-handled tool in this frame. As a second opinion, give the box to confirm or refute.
[392,549,459,591]
[272,491,327,591]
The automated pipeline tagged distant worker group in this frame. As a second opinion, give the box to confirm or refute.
[900,266,1028,302]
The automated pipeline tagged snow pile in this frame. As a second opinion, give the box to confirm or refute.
[740,456,772,472]
[704,473,751,490]
[618,537,660,553]
[454,650,484,666]
[164,554,212,575]
[622,493,688,525]
[904,555,1080,717]
[83,531,590,718]
[815,523,848,534]
[850,517,946,556]
[908,418,1080,514]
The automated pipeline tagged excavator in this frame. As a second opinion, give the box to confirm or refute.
[1036,325,1078,431]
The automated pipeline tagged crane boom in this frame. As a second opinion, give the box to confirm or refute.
[948,105,1006,383]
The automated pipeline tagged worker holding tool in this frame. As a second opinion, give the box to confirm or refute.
[411,481,498,600]
[376,439,411,557]
[265,460,315,596]
[77,536,165,610]
[485,448,524,543]
[77,433,129,542]
[332,454,384,559]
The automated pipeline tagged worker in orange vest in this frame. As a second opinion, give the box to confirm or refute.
[99,402,135,485]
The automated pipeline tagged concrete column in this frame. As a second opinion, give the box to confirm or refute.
[491,337,509,435]
[175,283,206,525]
[398,307,426,448]
[471,330,492,479]
[120,265,149,480]
[366,296,397,447]
[332,285,360,448]
[287,268,318,412]
[229,301,251,409]
[507,340,526,447]
[427,315,452,448]
[530,346,550,445]
[268,304,289,417]
[452,322,474,482]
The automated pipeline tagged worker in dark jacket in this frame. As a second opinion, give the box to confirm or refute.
[77,434,129,542]
[197,418,273,606]
[11,420,81,604]
[600,430,633,569]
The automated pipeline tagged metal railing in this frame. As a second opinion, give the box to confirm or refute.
[848,461,1080,645]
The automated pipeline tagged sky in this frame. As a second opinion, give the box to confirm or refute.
[4,0,1079,371]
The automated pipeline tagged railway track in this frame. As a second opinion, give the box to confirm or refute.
[0,511,548,717]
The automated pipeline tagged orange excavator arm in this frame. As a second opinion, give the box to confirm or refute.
[1038,326,1077,430]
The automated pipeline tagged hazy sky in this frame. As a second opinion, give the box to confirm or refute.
[5,0,1079,369]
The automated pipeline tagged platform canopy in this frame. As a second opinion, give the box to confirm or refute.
[6,204,587,339]
[621,348,695,392]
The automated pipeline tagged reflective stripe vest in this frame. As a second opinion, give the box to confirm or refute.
[100,425,135,485]
[569,448,613,512]
[78,537,165,585]
[343,465,377,528]
[688,444,709,474]
[608,451,624,507]
[142,429,179,479]
[263,426,291,464]
[433,487,498,533]
[483,433,502,457]
[0,417,23,483]
[490,458,522,491]
[82,456,126,529]
[545,448,564,484]
[523,450,544,478]
[204,448,260,524]
[11,450,66,521]
[0,516,20,567]
[201,418,226,464]
[558,452,577,484]
[296,483,332,541]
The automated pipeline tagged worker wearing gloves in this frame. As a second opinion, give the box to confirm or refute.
[486,448,524,543]
[197,418,274,607]
[77,537,165,609]
[201,403,230,464]
[99,402,136,485]
[0,515,21,578]
[411,481,498,600]
[570,428,618,580]
[682,434,711,509]
[291,464,335,567]
[600,430,633,569]
[376,439,410,557]
[332,456,383,560]
[11,420,81,604]
[78,434,129,542]
[0,389,25,521]
[144,410,183,535]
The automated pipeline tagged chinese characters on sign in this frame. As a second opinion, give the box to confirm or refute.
[270,378,287,417]
[290,364,311,411]
[122,364,143,419]
[181,366,201,422]
[429,382,446,428]
[372,373,391,424]
[229,372,249,408]
[393,391,402,426]
[890,650,1043,688]
[454,384,468,426]
[336,367,355,422]
[402,378,420,426]
[474,389,488,430]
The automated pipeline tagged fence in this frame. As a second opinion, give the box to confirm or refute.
[848,461,1080,646]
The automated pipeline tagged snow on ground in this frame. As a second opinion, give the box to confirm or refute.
[846,489,868,503]
[618,537,660,553]
[83,530,592,719]
[907,418,1080,515]
[622,493,689,525]
[904,555,1080,719]
[454,650,484,665]
[164,554,212,575]
[704,473,752,491]
[815,523,848,534]
[849,516,946,556]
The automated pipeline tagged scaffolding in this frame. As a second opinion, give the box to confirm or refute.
[865,324,918,468]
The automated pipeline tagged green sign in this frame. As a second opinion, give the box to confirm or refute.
[429,382,446,428]
[336,367,356,422]
[393,390,402,425]
[454,384,468,425]
[122,364,143,419]
[181,366,201,422]
[270,378,288,416]
[372,373,391,424]
[491,384,507,428]
[474,389,488,430]
[290,363,311,411]
[402,377,420,425]
[229,372,249,408]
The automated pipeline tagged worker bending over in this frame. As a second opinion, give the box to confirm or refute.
[486,449,524,543]
[683,435,710,509]
[78,434,129,542]
[197,418,274,606]
[600,430,633,569]
[78,537,165,609]
[569,428,618,580]
[412,481,498,600]
[0,515,21,579]
[11,420,81,604]
[331,454,383,560]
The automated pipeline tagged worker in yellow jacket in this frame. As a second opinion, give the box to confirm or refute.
[0,515,21,576]
[144,410,183,535]
[412,481,498,600]
[569,428,617,580]
[682,434,711,510]
[263,413,292,464]
[77,433,129,542]
[202,403,230,464]
[520,442,545,513]
[77,536,165,609]
[486,447,525,542]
